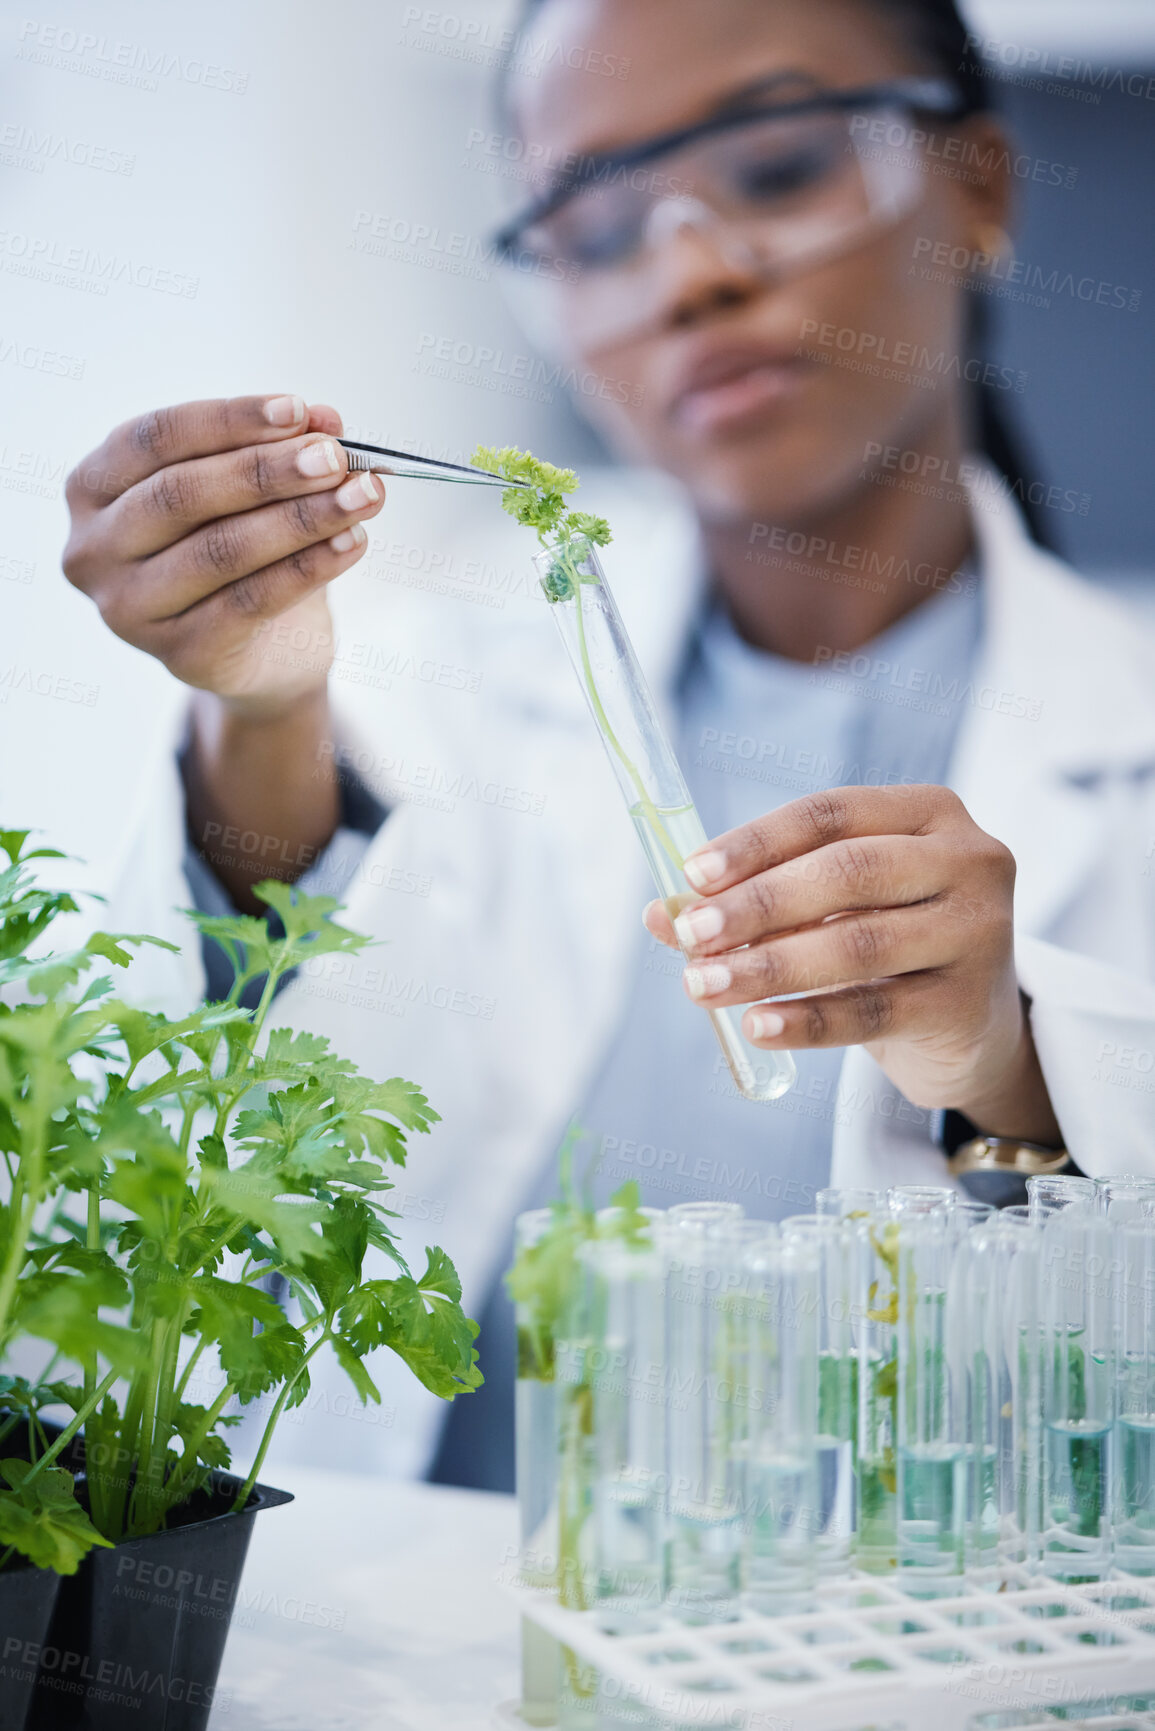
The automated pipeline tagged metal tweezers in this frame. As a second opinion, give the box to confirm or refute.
[338,439,529,489]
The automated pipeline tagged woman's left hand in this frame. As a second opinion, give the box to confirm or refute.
[644,784,1061,1144]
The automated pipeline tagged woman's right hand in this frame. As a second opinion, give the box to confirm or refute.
[62,393,386,713]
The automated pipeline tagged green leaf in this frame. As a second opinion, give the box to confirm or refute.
[102,1107,189,1244]
[468,445,612,559]
[338,1246,481,1401]
[256,1026,357,1088]
[0,1461,113,1574]
[182,908,275,988]
[358,1075,440,1139]
[105,1002,244,1072]
[418,1244,462,1306]
[6,932,177,998]
[331,1335,381,1406]
[16,1269,140,1372]
[173,1404,236,1473]
[189,1279,306,1402]
[197,1132,228,1171]
[200,1167,328,1267]
[301,1194,371,1314]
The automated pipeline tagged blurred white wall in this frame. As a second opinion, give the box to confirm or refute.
[965,0,1155,57]
[0,0,591,884]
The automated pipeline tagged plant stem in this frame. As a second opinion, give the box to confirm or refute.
[142,1316,186,1530]
[128,1318,167,1533]
[557,1379,593,1613]
[21,1368,118,1485]
[106,1363,148,1539]
[83,1179,101,1412]
[231,1333,329,1513]
[184,1211,254,1282]
[173,1337,209,1408]
[160,1380,238,1520]
[0,1065,49,1353]
[566,547,685,881]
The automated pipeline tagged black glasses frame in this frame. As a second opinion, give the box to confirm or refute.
[493,75,969,260]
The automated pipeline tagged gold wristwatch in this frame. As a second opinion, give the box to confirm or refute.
[951,1133,1073,1180]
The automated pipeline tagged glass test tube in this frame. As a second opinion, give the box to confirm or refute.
[816,1187,881,1218]
[851,1211,900,1574]
[951,1199,996,1231]
[1116,1218,1155,1576]
[949,1218,999,1575]
[514,1208,563,1588]
[667,1201,744,1230]
[1027,1173,1097,1220]
[739,1231,819,1613]
[534,538,796,1106]
[897,1211,967,1579]
[995,1212,1044,1572]
[1096,1176,1155,1221]
[888,1185,956,1216]
[579,1234,668,1614]
[663,1212,750,1617]
[1039,1208,1116,1581]
[951,1215,1033,1575]
[781,1215,857,1571]
[554,1233,602,1612]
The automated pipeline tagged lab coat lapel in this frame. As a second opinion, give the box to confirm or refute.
[949,488,1155,936]
[830,482,1155,1191]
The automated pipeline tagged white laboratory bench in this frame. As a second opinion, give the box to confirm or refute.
[208,1468,521,1731]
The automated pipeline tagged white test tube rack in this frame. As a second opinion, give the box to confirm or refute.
[497,1565,1155,1730]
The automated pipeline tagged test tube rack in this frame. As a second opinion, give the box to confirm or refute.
[502,1566,1155,1731]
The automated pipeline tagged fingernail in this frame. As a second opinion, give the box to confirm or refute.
[684,850,726,892]
[674,904,724,950]
[330,523,367,554]
[335,472,379,511]
[642,899,662,930]
[297,439,341,478]
[748,1010,786,1039]
[264,394,305,426]
[684,963,731,1000]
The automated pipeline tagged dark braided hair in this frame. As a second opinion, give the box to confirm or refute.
[498,0,1056,549]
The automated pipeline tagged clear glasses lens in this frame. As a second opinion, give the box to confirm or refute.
[502,106,928,352]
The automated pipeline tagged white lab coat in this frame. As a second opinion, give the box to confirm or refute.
[100,470,1155,1477]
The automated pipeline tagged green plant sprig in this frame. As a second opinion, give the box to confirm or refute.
[471,445,611,570]
[504,1123,649,1622]
[472,445,685,881]
[504,1122,647,1385]
[0,832,481,1573]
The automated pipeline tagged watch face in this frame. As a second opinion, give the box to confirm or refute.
[957,1168,1032,1209]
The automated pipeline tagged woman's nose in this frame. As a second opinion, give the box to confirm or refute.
[644,200,765,329]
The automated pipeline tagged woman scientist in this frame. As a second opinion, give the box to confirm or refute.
[59,0,1155,1486]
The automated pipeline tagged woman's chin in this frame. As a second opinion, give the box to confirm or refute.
[679,457,831,531]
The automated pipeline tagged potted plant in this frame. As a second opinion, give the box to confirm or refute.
[0,829,482,1730]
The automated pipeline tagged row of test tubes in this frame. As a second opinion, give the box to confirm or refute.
[514,1176,1155,1623]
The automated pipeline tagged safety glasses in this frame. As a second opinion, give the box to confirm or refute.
[493,76,968,351]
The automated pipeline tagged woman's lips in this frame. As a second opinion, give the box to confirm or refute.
[670,358,807,437]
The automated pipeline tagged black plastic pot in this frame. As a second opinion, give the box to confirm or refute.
[0,1561,61,1730]
[0,1418,78,1731]
[26,1470,292,1731]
